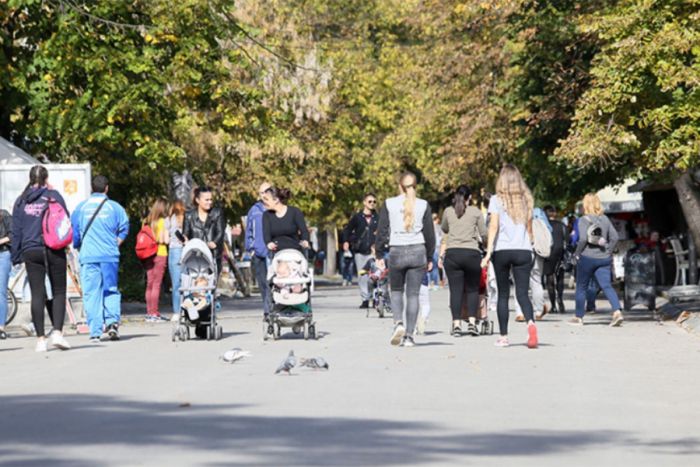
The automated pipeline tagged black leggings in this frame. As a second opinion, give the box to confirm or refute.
[444,249,481,320]
[492,249,534,335]
[23,248,67,338]
[545,266,565,312]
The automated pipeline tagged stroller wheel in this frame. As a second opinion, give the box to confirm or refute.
[309,324,316,340]
[303,322,310,340]
[292,325,302,335]
[215,325,223,340]
[178,325,189,342]
[171,327,179,342]
[377,305,384,319]
[274,323,282,340]
[194,325,207,339]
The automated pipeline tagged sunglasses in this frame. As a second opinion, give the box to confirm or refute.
[367,200,377,204]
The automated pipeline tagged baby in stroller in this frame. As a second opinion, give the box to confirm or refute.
[360,256,391,318]
[181,276,212,322]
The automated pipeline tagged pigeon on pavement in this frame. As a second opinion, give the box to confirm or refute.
[300,357,329,370]
[275,350,296,375]
[221,348,251,363]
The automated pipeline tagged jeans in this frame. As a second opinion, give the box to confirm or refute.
[515,255,545,316]
[23,248,67,337]
[388,244,427,335]
[145,255,167,315]
[429,250,440,285]
[492,249,534,336]
[0,251,11,326]
[575,256,620,318]
[444,248,481,320]
[81,262,121,338]
[340,254,354,282]
[354,252,372,301]
[252,255,271,316]
[168,247,183,314]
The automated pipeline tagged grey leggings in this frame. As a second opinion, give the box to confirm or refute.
[388,244,427,335]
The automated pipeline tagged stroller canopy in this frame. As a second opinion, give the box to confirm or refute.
[181,238,217,275]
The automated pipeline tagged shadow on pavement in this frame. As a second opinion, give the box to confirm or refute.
[2,394,696,465]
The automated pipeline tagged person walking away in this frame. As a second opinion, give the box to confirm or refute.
[183,186,226,274]
[0,208,12,339]
[245,182,272,319]
[143,199,169,322]
[261,187,310,253]
[481,164,538,349]
[342,193,379,309]
[375,172,435,347]
[542,205,567,313]
[166,200,186,321]
[514,206,551,321]
[440,185,487,337]
[10,165,71,351]
[430,213,442,290]
[570,193,624,326]
[71,175,129,341]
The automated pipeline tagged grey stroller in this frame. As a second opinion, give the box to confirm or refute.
[171,238,223,341]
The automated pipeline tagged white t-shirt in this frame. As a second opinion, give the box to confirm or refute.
[487,195,532,252]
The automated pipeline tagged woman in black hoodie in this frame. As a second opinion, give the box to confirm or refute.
[11,165,71,352]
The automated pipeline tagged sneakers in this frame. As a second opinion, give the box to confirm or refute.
[49,331,71,350]
[89,336,101,343]
[527,323,538,349]
[145,314,168,323]
[401,336,415,347]
[359,300,369,309]
[494,336,510,347]
[567,317,584,326]
[451,324,462,337]
[390,323,406,346]
[107,324,120,341]
[515,315,525,322]
[610,310,624,327]
[21,323,36,337]
[466,322,479,336]
[170,313,180,322]
[35,338,48,353]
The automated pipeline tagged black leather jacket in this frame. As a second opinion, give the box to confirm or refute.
[0,209,11,253]
[182,207,226,258]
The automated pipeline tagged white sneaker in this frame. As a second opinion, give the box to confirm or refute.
[390,323,405,346]
[416,315,426,335]
[49,331,71,350]
[35,339,48,353]
[170,313,180,322]
[21,323,37,337]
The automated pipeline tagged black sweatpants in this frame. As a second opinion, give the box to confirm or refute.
[492,249,534,336]
[23,248,67,338]
[444,248,482,320]
[545,266,565,313]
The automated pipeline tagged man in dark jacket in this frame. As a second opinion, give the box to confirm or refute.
[543,205,567,313]
[342,193,379,308]
[245,182,272,318]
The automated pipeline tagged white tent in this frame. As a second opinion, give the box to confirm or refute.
[597,178,644,213]
[0,136,41,165]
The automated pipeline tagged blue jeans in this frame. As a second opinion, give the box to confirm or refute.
[81,262,121,338]
[0,251,11,326]
[340,255,354,282]
[575,256,621,318]
[168,247,183,314]
[429,250,440,285]
[252,255,271,316]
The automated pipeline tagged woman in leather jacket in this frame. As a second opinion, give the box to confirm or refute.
[183,186,226,273]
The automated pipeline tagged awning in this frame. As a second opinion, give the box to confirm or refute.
[597,178,644,213]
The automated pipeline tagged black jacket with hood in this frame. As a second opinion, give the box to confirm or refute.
[10,187,69,264]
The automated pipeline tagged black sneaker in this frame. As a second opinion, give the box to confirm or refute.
[107,324,120,341]
[451,325,462,337]
[89,336,101,343]
[467,322,479,336]
[359,300,369,309]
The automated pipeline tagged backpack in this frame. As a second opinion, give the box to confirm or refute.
[585,215,607,247]
[42,197,73,250]
[135,225,158,260]
[532,218,553,258]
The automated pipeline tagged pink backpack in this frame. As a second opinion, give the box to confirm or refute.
[42,197,73,250]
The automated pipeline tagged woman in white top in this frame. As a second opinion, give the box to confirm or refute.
[481,164,538,349]
[375,172,435,347]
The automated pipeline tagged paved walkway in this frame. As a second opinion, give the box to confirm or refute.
[1,286,699,466]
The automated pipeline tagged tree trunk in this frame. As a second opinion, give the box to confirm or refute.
[674,172,700,284]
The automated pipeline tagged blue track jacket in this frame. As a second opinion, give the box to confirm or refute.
[245,201,268,258]
[71,193,129,264]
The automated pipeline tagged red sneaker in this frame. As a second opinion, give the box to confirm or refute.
[527,323,538,349]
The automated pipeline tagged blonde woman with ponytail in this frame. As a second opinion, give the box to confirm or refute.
[375,172,436,347]
[481,164,539,349]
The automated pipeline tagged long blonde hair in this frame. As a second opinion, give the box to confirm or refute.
[582,193,604,216]
[495,164,533,225]
[399,172,417,231]
[146,198,168,231]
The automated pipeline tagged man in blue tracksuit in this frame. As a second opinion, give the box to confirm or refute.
[245,182,271,318]
[71,175,129,341]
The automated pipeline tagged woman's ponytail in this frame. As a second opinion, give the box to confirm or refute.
[400,172,417,231]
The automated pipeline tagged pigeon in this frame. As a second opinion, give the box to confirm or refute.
[300,357,329,370]
[275,350,296,375]
[220,348,251,363]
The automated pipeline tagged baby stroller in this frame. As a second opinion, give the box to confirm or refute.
[361,257,391,318]
[171,238,223,341]
[264,248,316,340]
